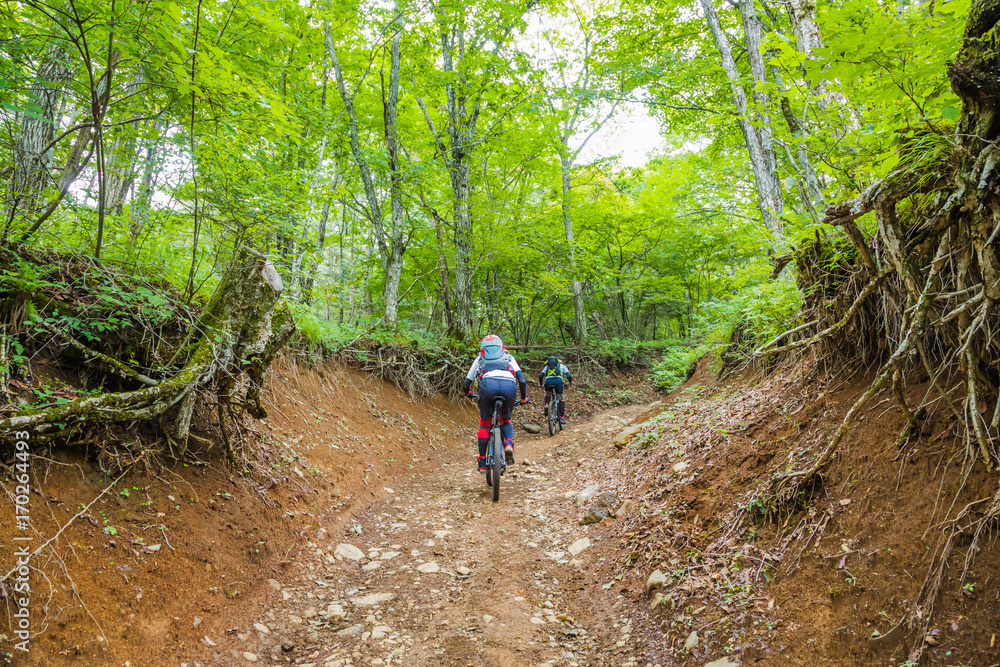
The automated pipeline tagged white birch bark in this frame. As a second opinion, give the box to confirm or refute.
[382,26,406,328]
[739,0,780,199]
[786,0,823,56]
[699,0,784,240]
[104,67,146,215]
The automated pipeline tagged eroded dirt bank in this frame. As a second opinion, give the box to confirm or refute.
[1,356,657,666]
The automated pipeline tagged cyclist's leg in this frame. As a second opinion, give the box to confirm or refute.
[552,378,566,422]
[476,383,496,471]
[544,378,556,415]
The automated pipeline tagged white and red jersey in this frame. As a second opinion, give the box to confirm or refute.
[465,352,522,384]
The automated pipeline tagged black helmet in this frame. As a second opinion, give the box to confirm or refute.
[547,356,558,369]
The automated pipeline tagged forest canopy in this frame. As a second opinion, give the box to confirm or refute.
[0,0,971,351]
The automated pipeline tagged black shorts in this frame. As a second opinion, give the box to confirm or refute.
[544,377,564,399]
[478,377,517,421]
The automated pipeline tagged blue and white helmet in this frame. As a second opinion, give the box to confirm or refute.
[480,334,505,361]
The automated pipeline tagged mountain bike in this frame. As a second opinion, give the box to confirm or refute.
[545,386,565,437]
[471,394,528,503]
[544,386,562,436]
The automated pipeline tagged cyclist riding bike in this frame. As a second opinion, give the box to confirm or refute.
[461,335,528,472]
[539,356,572,426]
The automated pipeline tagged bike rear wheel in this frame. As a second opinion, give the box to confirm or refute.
[491,426,502,502]
[547,391,557,436]
[549,392,559,436]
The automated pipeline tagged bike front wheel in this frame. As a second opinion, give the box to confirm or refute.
[492,426,502,502]
[486,437,494,487]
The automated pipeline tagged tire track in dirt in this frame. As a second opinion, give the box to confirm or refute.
[212,404,663,667]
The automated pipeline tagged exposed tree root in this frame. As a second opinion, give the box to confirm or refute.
[754,267,893,359]
[754,6,1000,653]
[339,341,467,399]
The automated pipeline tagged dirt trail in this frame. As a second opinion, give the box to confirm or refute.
[221,404,658,667]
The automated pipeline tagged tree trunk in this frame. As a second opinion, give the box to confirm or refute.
[338,197,348,324]
[438,18,476,339]
[130,119,164,240]
[700,0,784,241]
[382,25,406,328]
[559,147,589,344]
[451,157,474,336]
[435,217,454,332]
[299,27,333,304]
[779,97,825,210]
[739,0,780,204]
[301,198,330,305]
[328,21,406,328]
[5,45,75,229]
[786,0,823,57]
[104,68,146,215]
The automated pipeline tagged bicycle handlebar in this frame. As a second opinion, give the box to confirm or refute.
[468,393,531,405]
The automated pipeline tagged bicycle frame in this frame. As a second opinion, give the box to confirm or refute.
[485,398,506,476]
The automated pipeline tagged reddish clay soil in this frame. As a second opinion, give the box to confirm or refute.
[4,354,1000,666]
[0,357,478,666]
[586,357,1000,667]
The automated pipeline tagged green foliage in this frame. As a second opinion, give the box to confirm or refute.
[292,307,359,351]
[0,259,61,294]
[651,347,695,392]
[0,0,975,362]
[650,343,716,392]
[698,278,804,352]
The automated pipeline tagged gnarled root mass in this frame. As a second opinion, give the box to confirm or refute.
[339,340,467,399]
[0,247,295,461]
[747,2,1000,656]
[757,0,1000,496]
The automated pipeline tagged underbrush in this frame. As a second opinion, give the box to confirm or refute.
[593,337,687,368]
[642,278,801,392]
[290,305,668,400]
[1,248,194,406]
[697,277,803,375]
[650,343,718,392]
